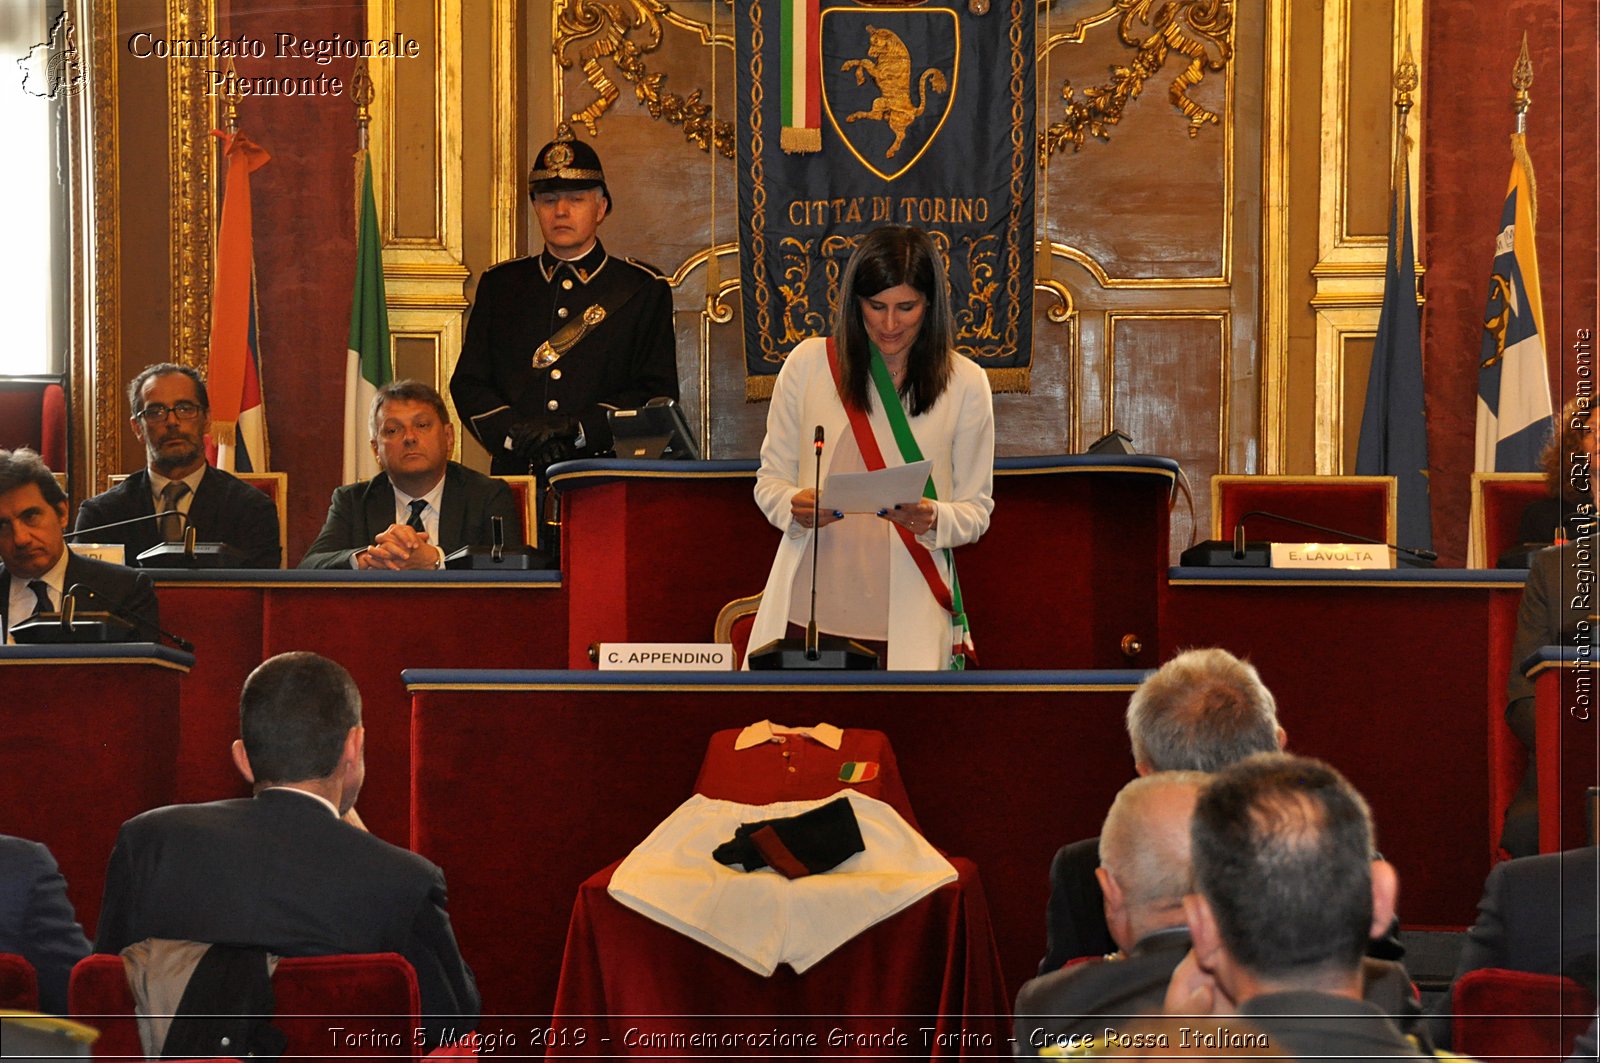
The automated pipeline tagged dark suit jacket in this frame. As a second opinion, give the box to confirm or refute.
[1430,847,1600,1048]
[1,552,159,643]
[1040,834,1408,973]
[74,466,281,568]
[297,462,518,569]
[1243,990,1432,1063]
[1015,927,1191,1056]
[1040,836,1116,974]
[94,788,480,1044]
[0,835,91,1015]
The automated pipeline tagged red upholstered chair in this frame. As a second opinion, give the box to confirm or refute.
[714,592,762,668]
[491,475,537,546]
[0,952,40,1011]
[1470,472,1551,567]
[107,470,289,567]
[1210,474,1397,546]
[0,378,67,470]
[1452,967,1598,1063]
[69,952,423,1063]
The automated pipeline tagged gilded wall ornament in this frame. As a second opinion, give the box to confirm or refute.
[555,0,736,158]
[1040,0,1232,157]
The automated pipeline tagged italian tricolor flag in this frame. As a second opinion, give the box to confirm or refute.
[343,150,392,484]
[780,0,821,153]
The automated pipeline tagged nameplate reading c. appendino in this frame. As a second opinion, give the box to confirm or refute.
[597,643,735,671]
[1269,542,1393,570]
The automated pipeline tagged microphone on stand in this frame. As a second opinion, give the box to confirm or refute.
[806,425,824,660]
[66,582,195,652]
[1232,510,1437,564]
[65,511,190,538]
[1181,509,1437,567]
[747,425,878,671]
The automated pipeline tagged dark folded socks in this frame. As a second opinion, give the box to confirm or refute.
[712,797,865,879]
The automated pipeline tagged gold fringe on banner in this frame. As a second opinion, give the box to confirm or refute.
[780,126,822,153]
[746,374,779,401]
[210,420,238,446]
[985,366,1031,394]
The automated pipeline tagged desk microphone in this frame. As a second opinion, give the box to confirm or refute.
[67,582,195,652]
[65,511,189,538]
[1233,510,1437,564]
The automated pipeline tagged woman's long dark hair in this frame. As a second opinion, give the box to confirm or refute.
[832,225,956,417]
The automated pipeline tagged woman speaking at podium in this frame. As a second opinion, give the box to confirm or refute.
[748,225,995,670]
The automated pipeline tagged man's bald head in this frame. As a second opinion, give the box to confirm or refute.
[1097,771,1208,948]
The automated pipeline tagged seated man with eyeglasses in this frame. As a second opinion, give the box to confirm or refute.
[298,380,518,570]
[75,363,282,568]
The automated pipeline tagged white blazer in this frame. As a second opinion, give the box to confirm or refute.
[748,337,995,669]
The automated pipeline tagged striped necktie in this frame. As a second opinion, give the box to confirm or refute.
[159,481,190,542]
[406,498,428,532]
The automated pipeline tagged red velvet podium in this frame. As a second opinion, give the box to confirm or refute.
[0,644,191,936]
[1526,648,1600,852]
[550,455,1179,671]
[1161,566,1527,925]
[149,570,566,843]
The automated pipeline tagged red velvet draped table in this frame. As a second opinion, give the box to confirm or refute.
[547,857,1008,1059]
[1526,647,1600,851]
[0,644,192,935]
[402,669,1147,1021]
[1161,567,1528,925]
[549,455,1179,671]
[147,570,566,842]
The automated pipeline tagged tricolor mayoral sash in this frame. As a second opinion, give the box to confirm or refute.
[737,0,1036,398]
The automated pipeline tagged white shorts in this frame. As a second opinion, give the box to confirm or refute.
[607,790,957,975]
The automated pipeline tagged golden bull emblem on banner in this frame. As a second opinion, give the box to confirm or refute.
[823,10,958,181]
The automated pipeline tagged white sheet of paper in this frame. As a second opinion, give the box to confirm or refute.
[820,459,933,513]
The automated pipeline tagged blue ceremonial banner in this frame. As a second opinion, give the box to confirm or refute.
[737,0,1035,398]
[1474,132,1553,472]
[1356,143,1431,551]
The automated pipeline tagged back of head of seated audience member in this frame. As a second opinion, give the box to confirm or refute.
[1125,648,1285,774]
[1186,753,1396,998]
[232,652,364,811]
[1097,772,1208,951]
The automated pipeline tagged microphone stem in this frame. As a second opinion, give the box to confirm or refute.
[807,435,822,660]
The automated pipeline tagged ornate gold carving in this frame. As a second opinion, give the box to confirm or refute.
[1040,0,1233,157]
[168,0,215,377]
[1035,279,1076,324]
[88,0,120,490]
[1394,41,1417,110]
[554,0,735,158]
